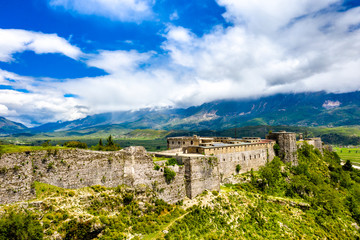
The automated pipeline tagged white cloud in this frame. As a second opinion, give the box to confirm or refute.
[0,70,88,126]
[2,1,360,125]
[159,1,360,103]
[86,50,153,74]
[0,29,82,62]
[49,0,154,22]
[169,11,179,21]
[216,0,339,34]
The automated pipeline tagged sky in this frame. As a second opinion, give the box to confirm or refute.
[0,0,360,126]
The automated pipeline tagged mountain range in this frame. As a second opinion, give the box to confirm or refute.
[1,91,360,135]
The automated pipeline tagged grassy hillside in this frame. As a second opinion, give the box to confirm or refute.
[1,145,360,239]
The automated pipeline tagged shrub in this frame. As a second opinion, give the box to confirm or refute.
[165,158,178,166]
[123,193,134,205]
[63,219,94,240]
[13,165,20,172]
[273,143,280,156]
[236,164,241,173]
[64,141,88,149]
[154,165,160,170]
[0,209,43,240]
[164,167,176,184]
[47,162,55,171]
[0,167,7,174]
[343,160,353,171]
[91,185,106,192]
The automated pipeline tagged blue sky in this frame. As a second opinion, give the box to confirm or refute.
[0,0,360,126]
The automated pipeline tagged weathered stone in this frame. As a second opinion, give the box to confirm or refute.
[267,132,298,165]
[0,147,186,204]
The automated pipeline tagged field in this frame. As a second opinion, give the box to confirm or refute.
[0,145,64,154]
[334,147,360,166]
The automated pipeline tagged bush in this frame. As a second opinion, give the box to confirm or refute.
[165,158,178,166]
[236,164,241,173]
[123,193,134,205]
[91,135,121,151]
[63,219,93,240]
[154,165,160,171]
[64,141,88,149]
[273,143,280,156]
[343,160,353,171]
[164,167,176,184]
[47,162,55,171]
[0,209,43,240]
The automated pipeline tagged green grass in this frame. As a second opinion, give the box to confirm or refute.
[0,145,64,154]
[153,156,172,162]
[334,147,360,165]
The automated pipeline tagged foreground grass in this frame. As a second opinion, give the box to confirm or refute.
[1,181,358,240]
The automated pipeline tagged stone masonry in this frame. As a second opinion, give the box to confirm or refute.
[267,131,298,165]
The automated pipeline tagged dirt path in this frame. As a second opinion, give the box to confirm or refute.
[149,211,191,239]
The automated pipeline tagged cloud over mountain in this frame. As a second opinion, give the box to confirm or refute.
[0,0,360,126]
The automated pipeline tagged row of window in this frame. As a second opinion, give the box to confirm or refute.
[222,154,262,162]
[170,141,194,145]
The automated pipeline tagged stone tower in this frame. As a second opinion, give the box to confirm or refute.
[267,131,298,165]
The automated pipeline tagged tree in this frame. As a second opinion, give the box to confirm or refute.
[343,160,353,171]
[106,135,115,147]
[99,139,103,147]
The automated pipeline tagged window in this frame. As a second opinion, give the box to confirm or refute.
[191,140,193,145]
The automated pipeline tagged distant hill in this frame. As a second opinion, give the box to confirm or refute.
[0,117,28,134]
[26,91,360,134]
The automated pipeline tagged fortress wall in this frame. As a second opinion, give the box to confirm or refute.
[203,142,274,156]
[0,152,35,204]
[216,148,269,180]
[298,138,323,153]
[0,147,186,204]
[183,156,220,199]
[150,165,186,203]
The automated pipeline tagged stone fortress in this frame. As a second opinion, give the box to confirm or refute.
[0,131,323,205]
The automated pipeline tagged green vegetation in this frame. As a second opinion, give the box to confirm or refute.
[0,145,63,154]
[164,167,176,184]
[0,209,43,240]
[91,135,121,151]
[63,141,87,149]
[334,147,360,166]
[1,143,360,239]
[236,164,241,173]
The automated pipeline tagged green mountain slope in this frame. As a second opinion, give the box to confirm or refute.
[0,116,27,134]
[24,91,360,134]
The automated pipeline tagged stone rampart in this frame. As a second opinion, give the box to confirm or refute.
[182,156,220,199]
[217,148,273,180]
[0,147,187,204]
